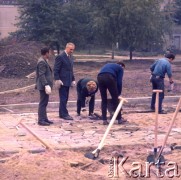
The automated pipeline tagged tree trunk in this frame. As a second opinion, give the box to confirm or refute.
[56,42,60,55]
[129,47,133,60]
[111,43,114,59]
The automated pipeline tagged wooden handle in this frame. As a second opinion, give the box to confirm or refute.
[93,97,128,154]
[154,91,159,148]
[19,121,54,151]
[153,90,163,93]
[156,97,181,159]
[153,89,163,149]
[118,96,128,103]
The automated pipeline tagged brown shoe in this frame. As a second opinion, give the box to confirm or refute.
[103,120,109,125]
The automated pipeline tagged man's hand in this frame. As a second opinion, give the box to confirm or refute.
[55,80,63,89]
[71,81,76,87]
[45,85,51,95]
[150,75,152,83]
[81,107,88,118]
[170,81,174,91]
[85,96,91,105]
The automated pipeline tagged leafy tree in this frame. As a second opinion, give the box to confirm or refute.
[87,0,122,47]
[118,0,165,60]
[174,0,181,25]
[16,0,93,51]
[59,0,93,49]
[15,0,168,58]
[88,0,166,60]
[16,0,64,53]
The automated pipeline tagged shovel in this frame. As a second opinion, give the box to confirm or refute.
[84,97,128,159]
[155,97,181,164]
[147,90,163,164]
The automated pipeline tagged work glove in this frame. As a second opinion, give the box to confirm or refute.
[81,107,88,118]
[85,96,91,105]
[71,81,76,87]
[55,80,63,89]
[150,75,152,83]
[45,85,51,95]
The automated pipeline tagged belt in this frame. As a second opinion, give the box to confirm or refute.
[152,74,164,79]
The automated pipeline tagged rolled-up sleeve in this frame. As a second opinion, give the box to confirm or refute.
[166,63,172,78]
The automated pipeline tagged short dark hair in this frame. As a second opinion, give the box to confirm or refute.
[117,62,125,68]
[165,53,175,60]
[41,47,49,55]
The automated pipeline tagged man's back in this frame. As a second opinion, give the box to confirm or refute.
[150,58,172,78]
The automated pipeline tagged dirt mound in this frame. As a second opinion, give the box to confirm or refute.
[0,54,36,78]
[0,41,44,78]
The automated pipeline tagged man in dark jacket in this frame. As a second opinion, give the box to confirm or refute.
[53,42,76,120]
[97,62,126,125]
[150,53,175,114]
[76,78,98,117]
[35,47,53,126]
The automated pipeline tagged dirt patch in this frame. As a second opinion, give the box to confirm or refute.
[1,144,181,180]
[0,59,181,105]
[0,42,181,179]
[0,41,44,78]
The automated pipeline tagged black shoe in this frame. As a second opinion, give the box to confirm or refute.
[118,118,127,124]
[103,120,109,125]
[62,115,73,120]
[45,119,54,124]
[38,121,50,126]
[150,107,155,112]
[89,114,100,120]
[159,110,167,114]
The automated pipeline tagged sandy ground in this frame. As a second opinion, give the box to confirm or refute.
[0,58,181,179]
[0,107,181,180]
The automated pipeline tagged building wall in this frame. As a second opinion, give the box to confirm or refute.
[0,5,19,39]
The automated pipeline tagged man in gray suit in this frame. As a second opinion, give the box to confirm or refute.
[54,43,76,120]
[35,47,53,126]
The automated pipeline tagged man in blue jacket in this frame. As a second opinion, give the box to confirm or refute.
[97,62,126,125]
[150,53,175,114]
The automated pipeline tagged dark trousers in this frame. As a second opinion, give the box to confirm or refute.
[97,73,121,120]
[38,90,49,122]
[151,76,164,112]
[59,86,70,117]
[77,93,95,115]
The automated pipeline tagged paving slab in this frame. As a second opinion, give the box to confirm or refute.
[0,104,181,156]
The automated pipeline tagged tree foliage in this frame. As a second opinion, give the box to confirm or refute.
[174,0,181,25]
[88,0,166,59]
[15,0,167,58]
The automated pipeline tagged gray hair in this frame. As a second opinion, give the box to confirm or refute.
[66,42,75,48]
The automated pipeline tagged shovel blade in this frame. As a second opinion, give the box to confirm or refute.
[155,155,165,165]
[147,154,165,165]
[147,154,155,163]
[84,152,96,160]
[84,149,100,160]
